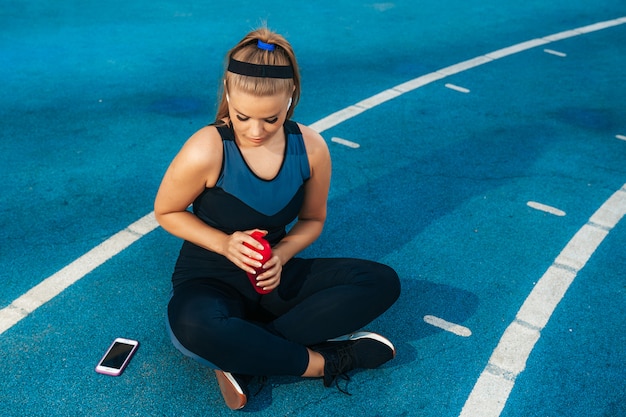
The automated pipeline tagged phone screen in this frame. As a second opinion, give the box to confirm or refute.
[101,341,135,369]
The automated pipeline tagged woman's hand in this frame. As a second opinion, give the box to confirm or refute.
[254,254,282,291]
[221,230,267,274]
[222,230,282,291]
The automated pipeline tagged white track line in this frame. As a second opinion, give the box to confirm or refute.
[616,134,626,141]
[0,213,159,334]
[1,17,624,349]
[309,16,625,134]
[424,315,472,337]
[445,83,471,93]
[544,48,567,57]
[527,201,566,216]
[331,137,361,148]
[459,184,626,417]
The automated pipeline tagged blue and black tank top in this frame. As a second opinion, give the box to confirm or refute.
[172,120,311,286]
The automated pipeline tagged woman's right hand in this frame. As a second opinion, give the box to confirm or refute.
[222,230,268,274]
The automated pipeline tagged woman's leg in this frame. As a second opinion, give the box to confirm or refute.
[262,258,401,346]
[167,281,310,376]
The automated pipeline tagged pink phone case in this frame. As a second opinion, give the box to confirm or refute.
[95,338,139,376]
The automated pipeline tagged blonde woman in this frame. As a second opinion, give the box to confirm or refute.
[155,28,400,410]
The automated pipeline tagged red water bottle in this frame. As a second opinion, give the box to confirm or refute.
[244,231,273,294]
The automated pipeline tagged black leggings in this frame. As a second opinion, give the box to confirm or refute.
[167,258,400,376]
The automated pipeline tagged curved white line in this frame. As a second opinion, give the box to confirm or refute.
[0,212,159,334]
[459,185,626,417]
[309,16,626,134]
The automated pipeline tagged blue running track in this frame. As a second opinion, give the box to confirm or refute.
[1,1,625,416]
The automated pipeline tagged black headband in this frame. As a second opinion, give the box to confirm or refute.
[227,57,294,79]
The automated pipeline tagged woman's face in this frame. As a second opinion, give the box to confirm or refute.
[227,86,292,146]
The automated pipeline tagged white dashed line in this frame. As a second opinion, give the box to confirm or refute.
[527,201,566,216]
[543,48,567,57]
[424,315,472,337]
[331,137,361,148]
[616,134,626,141]
[445,83,471,93]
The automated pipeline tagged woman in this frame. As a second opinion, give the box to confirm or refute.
[154,28,400,410]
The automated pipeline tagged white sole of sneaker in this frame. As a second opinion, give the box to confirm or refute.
[327,331,396,357]
[215,370,247,410]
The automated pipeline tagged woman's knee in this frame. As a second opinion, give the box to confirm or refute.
[357,260,400,291]
[346,260,400,310]
[168,287,242,350]
[374,262,401,305]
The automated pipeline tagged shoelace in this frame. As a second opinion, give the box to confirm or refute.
[332,373,352,395]
[326,345,355,395]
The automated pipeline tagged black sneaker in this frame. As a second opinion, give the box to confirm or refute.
[214,371,249,410]
[313,331,396,390]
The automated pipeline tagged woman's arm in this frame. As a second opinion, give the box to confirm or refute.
[153,126,266,274]
[271,124,331,265]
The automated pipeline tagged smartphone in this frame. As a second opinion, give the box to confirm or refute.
[95,338,139,376]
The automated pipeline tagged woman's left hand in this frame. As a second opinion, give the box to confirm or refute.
[254,254,282,291]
